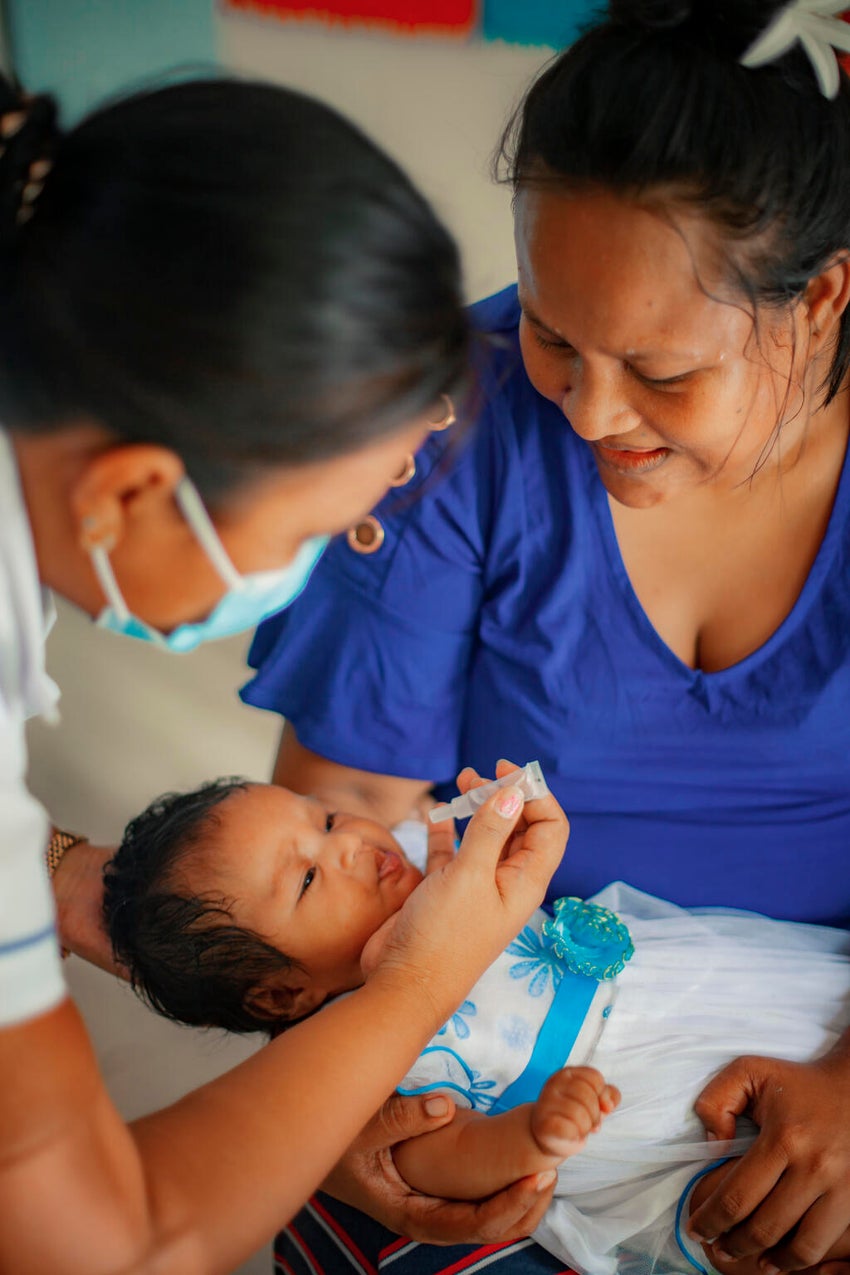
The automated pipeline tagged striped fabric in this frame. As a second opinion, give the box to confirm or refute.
[274,1195,575,1275]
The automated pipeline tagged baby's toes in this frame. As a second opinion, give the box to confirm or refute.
[530,1101,589,1156]
[530,1067,606,1155]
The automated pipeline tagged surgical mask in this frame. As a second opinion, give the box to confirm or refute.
[89,476,329,653]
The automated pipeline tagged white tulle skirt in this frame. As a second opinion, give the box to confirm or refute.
[534,883,850,1275]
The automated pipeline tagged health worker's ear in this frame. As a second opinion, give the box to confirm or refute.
[70,444,186,553]
[245,971,329,1024]
[803,257,850,350]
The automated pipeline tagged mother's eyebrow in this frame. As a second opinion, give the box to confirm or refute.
[518,291,710,363]
[517,296,565,339]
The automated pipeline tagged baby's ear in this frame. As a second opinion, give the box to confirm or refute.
[246,972,327,1023]
[360,913,401,977]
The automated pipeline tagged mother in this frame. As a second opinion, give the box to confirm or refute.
[248,1,850,1271]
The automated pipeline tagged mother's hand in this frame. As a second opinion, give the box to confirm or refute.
[689,1037,850,1271]
[323,1092,557,1246]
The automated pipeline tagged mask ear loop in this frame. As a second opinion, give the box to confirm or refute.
[173,476,243,591]
[87,538,131,623]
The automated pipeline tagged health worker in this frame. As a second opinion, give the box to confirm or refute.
[0,74,570,1275]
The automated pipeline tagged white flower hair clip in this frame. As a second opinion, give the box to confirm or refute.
[740,1,850,99]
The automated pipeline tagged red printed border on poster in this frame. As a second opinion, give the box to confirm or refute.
[841,10,850,77]
[224,0,477,37]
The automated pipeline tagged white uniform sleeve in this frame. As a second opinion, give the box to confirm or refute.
[0,705,66,1028]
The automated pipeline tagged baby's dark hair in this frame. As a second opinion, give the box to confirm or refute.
[103,778,296,1035]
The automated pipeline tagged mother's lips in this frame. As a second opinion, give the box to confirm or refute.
[593,443,671,472]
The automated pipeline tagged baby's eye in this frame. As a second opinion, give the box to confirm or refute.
[325,812,337,832]
[299,867,316,899]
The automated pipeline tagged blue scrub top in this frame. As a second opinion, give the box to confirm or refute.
[243,286,850,927]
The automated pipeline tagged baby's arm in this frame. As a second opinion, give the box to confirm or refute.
[394,1066,619,1201]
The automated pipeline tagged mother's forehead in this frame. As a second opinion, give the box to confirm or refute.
[515,189,754,352]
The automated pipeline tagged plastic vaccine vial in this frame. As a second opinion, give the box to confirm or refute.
[428,761,549,824]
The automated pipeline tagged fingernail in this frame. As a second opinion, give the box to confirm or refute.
[424,1097,449,1117]
[761,1265,780,1275]
[715,1251,734,1264]
[706,1131,719,1142]
[496,786,523,818]
[535,1169,557,1191]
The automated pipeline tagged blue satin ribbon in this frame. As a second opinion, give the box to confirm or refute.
[487,966,598,1115]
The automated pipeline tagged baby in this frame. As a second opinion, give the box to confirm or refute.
[104,777,850,1275]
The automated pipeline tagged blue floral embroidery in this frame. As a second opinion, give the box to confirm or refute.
[437,999,477,1039]
[398,1046,497,1111]
[465,1068,498,1111]
[498,1014,536,1053]
[506,925,564,997]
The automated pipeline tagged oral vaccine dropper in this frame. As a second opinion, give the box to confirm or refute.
[428,761,549,824]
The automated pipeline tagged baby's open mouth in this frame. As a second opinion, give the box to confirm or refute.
[377,847,402,881]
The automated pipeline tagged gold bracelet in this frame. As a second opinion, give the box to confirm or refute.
[46,828,88,878]
[46,830,88,959]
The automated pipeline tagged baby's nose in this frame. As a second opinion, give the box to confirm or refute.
[332,834,361,871]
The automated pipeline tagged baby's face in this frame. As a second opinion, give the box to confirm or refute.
[184,783,423,1002]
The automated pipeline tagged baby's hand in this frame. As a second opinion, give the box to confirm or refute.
[530,1066,620,1159]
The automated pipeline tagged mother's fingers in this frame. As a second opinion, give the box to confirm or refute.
[707,1165,825,1263]
[404,1171,557,1246]
[767,1188,850,1273]
[688,1137,785,1245]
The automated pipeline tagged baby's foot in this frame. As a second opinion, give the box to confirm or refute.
[530,1065,620,1159]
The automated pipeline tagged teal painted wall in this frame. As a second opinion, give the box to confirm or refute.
[6,0,217,123]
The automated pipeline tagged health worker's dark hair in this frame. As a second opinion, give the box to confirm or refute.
[103,779,296,1035]
[498,0,850,403]
[0,74,468,500]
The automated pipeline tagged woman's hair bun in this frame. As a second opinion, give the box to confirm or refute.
[608,0,692,30]
[0,75,60,246]
[607,1,790,58]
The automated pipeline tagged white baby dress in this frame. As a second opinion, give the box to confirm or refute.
[398,882,850,1275]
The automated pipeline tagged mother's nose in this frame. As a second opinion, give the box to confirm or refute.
[561,363,640,443]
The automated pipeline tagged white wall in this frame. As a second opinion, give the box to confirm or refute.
[26,15,550,1274]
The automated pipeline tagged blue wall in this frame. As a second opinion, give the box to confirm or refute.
[7,0,217,124]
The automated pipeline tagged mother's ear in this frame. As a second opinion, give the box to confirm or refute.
[245,971,328,1025]
[804,256,850,349]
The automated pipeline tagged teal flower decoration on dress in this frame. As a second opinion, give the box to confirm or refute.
[506,924,564,996]
[542,897,634,981]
